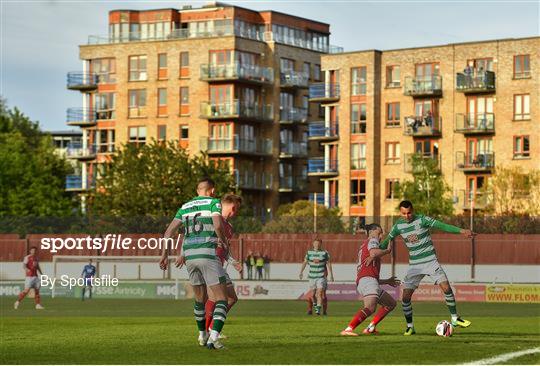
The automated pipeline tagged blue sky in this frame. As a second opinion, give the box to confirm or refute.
[1,0,539,131]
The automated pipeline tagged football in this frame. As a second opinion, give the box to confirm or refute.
[436,320,454,337]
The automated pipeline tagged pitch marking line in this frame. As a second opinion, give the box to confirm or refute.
[462,347,540,365]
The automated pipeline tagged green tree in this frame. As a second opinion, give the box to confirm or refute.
[0,98,74,216]
[262,200,346,233]
[89,140,236,218]
[394,154,453,218]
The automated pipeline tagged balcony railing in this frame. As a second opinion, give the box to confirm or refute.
[308,122,339,140]
[66,108,97,126]
[308,193,325,205]
[279,176,307,192]
[200,63,274,84]
[404,153,441,173]
[200,100,273,121]
[280,142,308,158]
[351,158,367,170]
[404,76,442,97]
[309,83,340,101]
[280,70,309,88]
[201,135,273,156]
[308,158,338,175]
[455,113,495,134]
[65,175,95,191]
[461,190,490,210]
[279,107,308,124]
[455,151,495,172]
[66,143,97,160]
[404,116,442,136]
[234,170,272,190]
[67,72,97,90]
[456,70,495,93]
[263,31,343,54]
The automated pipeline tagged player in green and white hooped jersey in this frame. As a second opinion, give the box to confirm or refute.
[159,177,230,350]
[379,200,474,335]
[299,239,334,315]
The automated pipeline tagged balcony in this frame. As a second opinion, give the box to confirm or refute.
[279,142,308,158]
[66,108,97,127]
[67,72,97,91]
[404,153,441,173]
[200,63,274,85]
[263,31,343,54]
[456,71,495,93]
[308,122,339,141]
[279,107,308,124]
[66,143,97,161]
[455,151,495,172]
[308,158,338,177]
[351,158,367,170]
[65,175,94,192]
[201,135,272,157]
[235,170,272,191]
[280,70,309,89]
[279,176,307,192]
[404,76,442,97]
[200,100,273,122]
[455,113,495,134]
[460,190,490,210]
[404,116,442,137]
[309,83,340,102]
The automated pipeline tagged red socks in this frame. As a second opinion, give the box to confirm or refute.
[348,307,373,330]
[34,290,41,305]
[371,306,391,326]
[205,300,215,331]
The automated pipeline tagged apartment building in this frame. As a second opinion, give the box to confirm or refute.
[309,37,539,223]
[66,2,342,217]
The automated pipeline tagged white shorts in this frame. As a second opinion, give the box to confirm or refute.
[186,258,227,287]
[357,277,383,298]
[309,278,327,290]
[24,276,40,290]
[403,261,449,290]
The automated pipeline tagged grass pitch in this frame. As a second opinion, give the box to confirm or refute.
[1,298,539,364]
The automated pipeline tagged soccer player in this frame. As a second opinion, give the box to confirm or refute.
[81,259,96,301]
[159,177,230,350]
[340,224,400,336]
[299,239,334,315]
[379,200,474,335]
[14,246,44,310]
[204,194,244,337]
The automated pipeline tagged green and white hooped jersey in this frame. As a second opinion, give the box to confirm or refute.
[175,196,222,261]
[384,214,440,265]
[305,250,330,279]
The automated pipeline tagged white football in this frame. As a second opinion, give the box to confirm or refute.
[436,320,453,337]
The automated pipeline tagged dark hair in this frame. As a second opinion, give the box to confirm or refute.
[30,246,38,250]
[399,200,413,209]
[197,177,215,189]
[365,223,382,235]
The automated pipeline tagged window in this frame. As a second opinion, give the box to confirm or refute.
[386,65,400,87]
[386,102,400,127]
[351,67,367,95]
[92,58,116,83]
[158,125,166,142]
[180,52,189,78]
[302,95,309,114]
[351,178,366,206]
[351,143,366,170]
[351,104,366,133]
[414,139,439,157]
[158,53,167,79]
[304,62,311,80]
[97,129,115,153]
[157,88,167,116]
[280,58,295,72]
[128,89,146,118]
[514,55,530,79]
[514,136,530,158]
[514,94,530,120]
[180,125,189,139]
[385,142,400,164]
[179,87,189,115]
[95,92,116,120]
[313,64,321,81]
[128,126,146,146]
[129,55,147,81]
[385,179,399,199]
[415,63,440,78]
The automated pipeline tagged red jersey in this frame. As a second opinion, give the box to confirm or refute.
[216,219,234,265]
[355,238,381,283]
[23,255,39,277]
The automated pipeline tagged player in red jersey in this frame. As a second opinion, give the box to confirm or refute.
[14,246,45,310]
[340,224,399,336]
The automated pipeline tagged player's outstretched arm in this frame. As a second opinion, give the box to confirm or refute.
[327,260,334,282]
[160,218,182,270]
[299,260,308,279]
[425,216,475,237]
[212,214,229,251]
[379,276,400,287]
[379,225,399,250]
